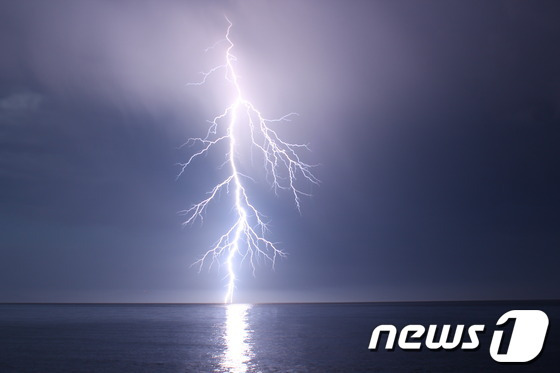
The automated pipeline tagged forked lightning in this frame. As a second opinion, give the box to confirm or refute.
[179,18,318,303]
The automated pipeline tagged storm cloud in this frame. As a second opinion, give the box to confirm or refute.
[1,0,559,302]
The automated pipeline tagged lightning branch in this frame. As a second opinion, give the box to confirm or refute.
[178,18,318,303]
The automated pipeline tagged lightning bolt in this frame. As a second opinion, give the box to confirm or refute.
[179,17,318,303]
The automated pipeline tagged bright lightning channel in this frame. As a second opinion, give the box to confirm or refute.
[178,18,318,303]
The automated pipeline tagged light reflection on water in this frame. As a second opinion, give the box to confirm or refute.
[221,304,254,372]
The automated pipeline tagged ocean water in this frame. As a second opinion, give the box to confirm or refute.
[0,301,558,372]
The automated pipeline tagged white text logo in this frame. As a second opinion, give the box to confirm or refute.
[368,309,549,363]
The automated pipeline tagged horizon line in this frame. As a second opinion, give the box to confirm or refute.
[1,298,559,305]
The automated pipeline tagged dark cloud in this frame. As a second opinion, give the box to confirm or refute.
[0,92,42,112]
[0,0,559,302]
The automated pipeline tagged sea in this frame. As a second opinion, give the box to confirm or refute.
[0,301,558,372]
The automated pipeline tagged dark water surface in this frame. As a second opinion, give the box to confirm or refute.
[0,301,558,372]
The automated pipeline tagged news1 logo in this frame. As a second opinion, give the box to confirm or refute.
[369,310,549,363]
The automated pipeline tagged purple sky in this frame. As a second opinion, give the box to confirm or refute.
[1,0,559,303]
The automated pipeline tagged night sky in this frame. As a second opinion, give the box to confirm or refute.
[1,0,559,303]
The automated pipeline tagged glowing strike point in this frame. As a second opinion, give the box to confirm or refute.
[179,18,318,303]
